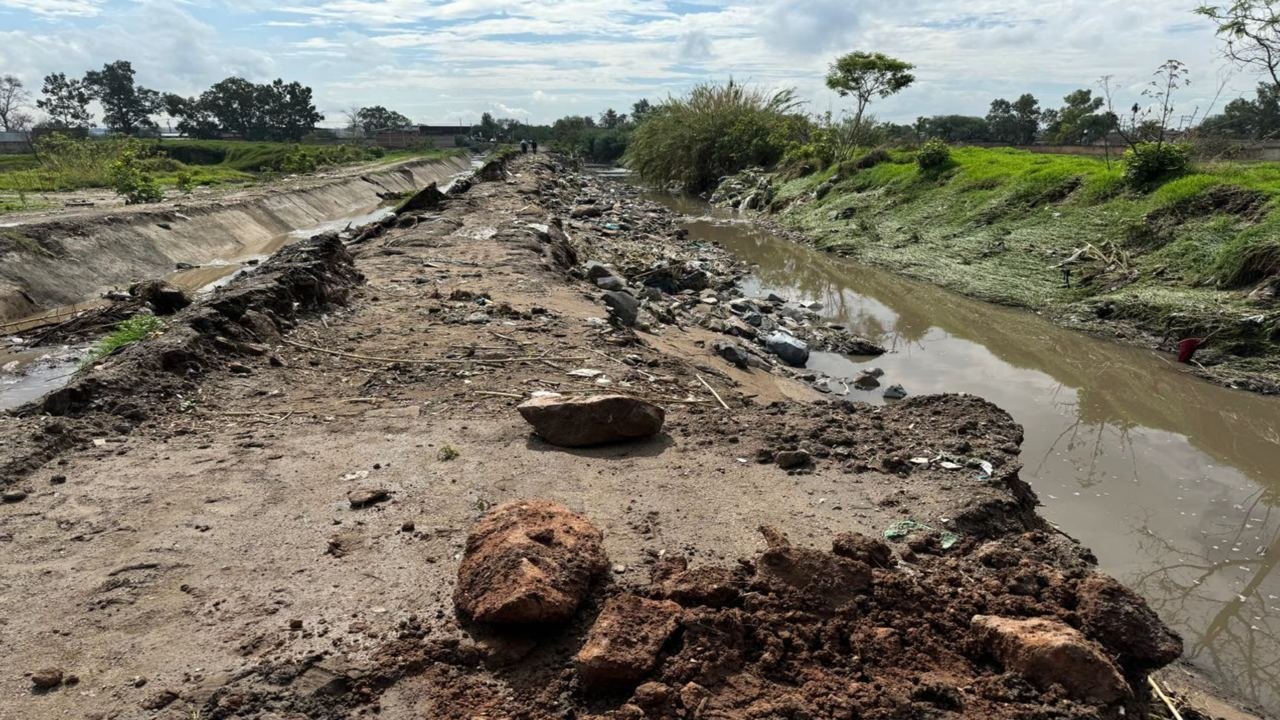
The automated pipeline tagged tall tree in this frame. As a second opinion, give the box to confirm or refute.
[825,51,915,140]
[1197,1,1280,86]
[353,105,413,134]
[84,60,160,134]
[631,98,653,123]
[1047,89,1111,144]
[599,108,626,128]
[36,72,93,128]
[0,75,33,132]
[163,93,220,138]
[1201,82,1280,138]
[258,79,323,141]
[200,77,261,138]
[986,94,1041,144]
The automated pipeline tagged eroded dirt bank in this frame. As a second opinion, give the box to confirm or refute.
[0,155,1228,719]
[0,155,472,324]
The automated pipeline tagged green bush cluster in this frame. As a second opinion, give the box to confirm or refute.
[1122,142,1191,189]
[916,138,953,172]
[625,81,805,193]
[108,143,164,204]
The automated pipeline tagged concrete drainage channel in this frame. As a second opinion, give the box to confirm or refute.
[0,155,479,413]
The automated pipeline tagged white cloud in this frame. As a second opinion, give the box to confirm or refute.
[0,0,103,16]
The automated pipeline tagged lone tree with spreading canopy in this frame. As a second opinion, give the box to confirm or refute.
[1197,1,1280,85]
[825,51,915,141]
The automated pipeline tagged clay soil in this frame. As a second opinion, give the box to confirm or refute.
[0,155,1212,719]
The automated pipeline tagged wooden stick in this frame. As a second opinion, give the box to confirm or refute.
[696,373,730,411]
[1147,677,1183,720]
[475,390,524,398]
[282,339,586,365]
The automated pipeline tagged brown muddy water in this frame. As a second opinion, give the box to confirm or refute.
[654,193,1280,714]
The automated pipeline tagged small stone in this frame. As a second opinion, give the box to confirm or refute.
[50,475,67,485]
[401,520,416,533]
[764,332,809,367]
[2,490,28,503]
[602,291,640,327]
[348,488,390,509]
[141,689,178,710]
[774,450,811,470]
[30,668,63,690]
[883,384,908,400]
[714,342,750,369]
[595,275,625,291]
[289,618,303,630]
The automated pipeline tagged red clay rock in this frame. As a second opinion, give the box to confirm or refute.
[453,500,608,625]
[753,525,872,610]
[517,394,665,447]
[972,615,1129,704]
[575,594,682,688]
[1076,573,1183,670]
[651,556,739,608]
[831,532,894,568]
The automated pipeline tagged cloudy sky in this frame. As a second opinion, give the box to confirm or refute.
[0,0,1258,127]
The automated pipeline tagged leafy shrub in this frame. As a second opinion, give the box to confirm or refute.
[175,169,196,194]
[280,146,318,174]
[1122,142,1191,188]
[625,80,805,193]
[916,138,953,172]
[109,145,164,204]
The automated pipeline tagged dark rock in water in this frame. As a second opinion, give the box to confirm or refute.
[454,500,608,624]
[971,615,1128,704]
[518,394,665,447]
[394,182,446,215]
[853,371,881,390]
[447,177,472,195]
[883,384,907,400]
[602,290,640,327]
[575,593,681,688]
[129,280,191,315]
[1075,573,1182,671]
[714,342,750,369]
[764,332,809,367]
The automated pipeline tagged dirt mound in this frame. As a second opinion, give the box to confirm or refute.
[295,525,1179,720]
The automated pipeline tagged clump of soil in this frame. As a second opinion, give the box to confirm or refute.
[264,526,1178,720]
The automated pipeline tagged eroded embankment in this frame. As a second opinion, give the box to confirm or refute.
[0,154,1209,720]
[0,155,471,323]
[711,161,1280,395]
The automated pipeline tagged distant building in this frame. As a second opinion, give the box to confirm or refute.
[0,131,32,154]
[373,125,470,149]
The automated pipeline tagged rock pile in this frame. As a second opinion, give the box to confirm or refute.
[438,508,1183,719]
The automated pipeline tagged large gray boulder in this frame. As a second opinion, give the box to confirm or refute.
[764,332,810,367]
[518,394,665,447]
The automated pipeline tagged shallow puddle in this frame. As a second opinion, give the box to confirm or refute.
[655,193,1280,714]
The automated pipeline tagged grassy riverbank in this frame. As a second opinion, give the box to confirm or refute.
[0,140,461,201]
[764,146,1280,390]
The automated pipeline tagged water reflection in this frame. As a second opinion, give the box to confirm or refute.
[659,196,1280,714]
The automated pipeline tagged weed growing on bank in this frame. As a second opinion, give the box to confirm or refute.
[83,315,163,365]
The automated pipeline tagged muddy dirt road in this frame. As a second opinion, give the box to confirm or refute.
[0,155,1232,719]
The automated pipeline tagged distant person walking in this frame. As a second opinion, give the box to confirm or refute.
[520,139,529,153]
[531,140,538,153]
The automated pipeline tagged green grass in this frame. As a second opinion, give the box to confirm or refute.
[83,315,164,365]
[777,146,1280,368]
[0,140,461,199]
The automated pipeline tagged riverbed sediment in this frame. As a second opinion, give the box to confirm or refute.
[0,154,1250,719]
